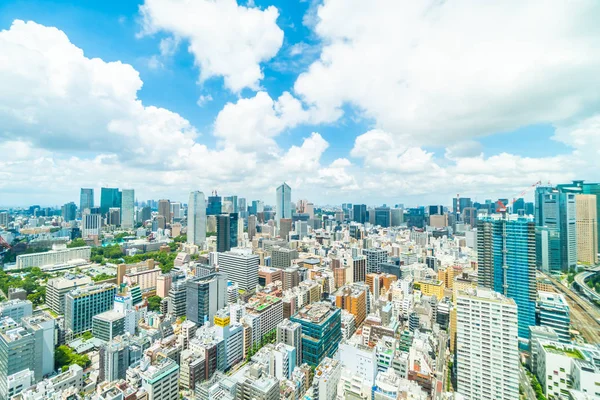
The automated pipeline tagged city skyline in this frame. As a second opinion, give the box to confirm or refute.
[2,2,600,205]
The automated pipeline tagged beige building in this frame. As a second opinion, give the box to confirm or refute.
[576,194,598,265]
[429,214,448,228]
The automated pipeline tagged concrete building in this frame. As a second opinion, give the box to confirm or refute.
[121,189,135,229]
[456,288,519,400]
[246,294,284,346]
[218,249,259,291]
[186,273,227,326]
[363,248,387,274]
[334,285,367,327]
[234,364,279,400]
[16,245,91,269]
[271,247,298,269]
[576,194,598,265]
[277,319,302,366]
[0,300,32,323]
[21,314,55,381]
[158,199,171,225]
[140,358,179,400]
[82,213,102,238]
[0,324,34,399]
[46,275,92,315]
[92,311,126,342]
[312,357,342,400]
[65,283,117,334]
[537,291,570,343]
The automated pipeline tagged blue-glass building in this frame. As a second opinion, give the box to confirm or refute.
[100,187,121,215]
[207,195,222,216]
[353,204,367,224]
[477,217,537,338]
[290,302,341,366]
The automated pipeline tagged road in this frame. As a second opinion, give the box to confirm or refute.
[541,273,600,343]
[574,271,600,302]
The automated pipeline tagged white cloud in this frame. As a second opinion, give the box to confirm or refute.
[295,0,600,146]
[139,0,284,92]
[197,94,213,107]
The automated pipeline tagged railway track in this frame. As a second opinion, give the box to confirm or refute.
[541,273,600,343]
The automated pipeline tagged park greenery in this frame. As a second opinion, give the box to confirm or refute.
[0,267,50,305]
[525,369,547,400]
[147,295,162,312]
[245,328,277,361]
[586,273,600,294]
[55,345,91,372]
[92,273,115,282]
[67,238,87,248]
[91,245,178,273]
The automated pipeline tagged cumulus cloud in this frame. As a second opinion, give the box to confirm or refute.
[138,0,284,92]
[294,0,600,146]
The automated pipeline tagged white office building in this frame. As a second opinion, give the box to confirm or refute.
[276,183,292,226]
[82,213,102,238]
[140,358,179,400]
[217,249,259,291]
[456,288,519,400]
[188,191,207,247]
[16,245,91,269]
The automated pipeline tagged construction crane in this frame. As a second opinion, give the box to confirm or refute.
[0,236,11,250]
[495,180,542,214]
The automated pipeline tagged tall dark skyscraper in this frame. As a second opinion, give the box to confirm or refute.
[216,214,231,253]
[374,206,391,227]
[80,188,94,212]
[229,212,238,249]
[100,188,121,215]
[353,204,367,224]
[207,195,222,215]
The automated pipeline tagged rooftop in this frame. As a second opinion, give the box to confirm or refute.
[293,302,337,324]
[93,310,125,322]
[68,283,116,298]
[543,344,585,359]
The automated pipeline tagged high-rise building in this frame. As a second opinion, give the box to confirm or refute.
[576,194,598,265]
[207,194,222,216]
[0,300,32,323]
[536,291,570,343]
[82,213,102,238]
[108,207,121,226]
[279,218,293,241]
[248,215,257,240]
[188,191,207,247]
[374,206,391,228]
[139,206,152,224]
[229,212,239,248]
[456,288,519,400]
[140,358,180,400]
[65,284,117,334]
[290,302,342,366]
[363,248,387,274]
[21,314,55,381]
[158,199,171,225]
[46,275,92,315]
[238,197,247,218]
[185,273,227,326]
[80,188,94,213]
[271,247,298,269]
[61,202,77,222]
[0,324,34,399]
[557,180,600,251]
[276,183,292,226]
[353,204,367,224]
[535,226,561,273]
[277,319,302,366]
[477,217,536,338]
[100,187,121,215]
[218,249,259,291]
[453,197,472,216]
[249,200,264,216]
[120,189,135,229]
[334,285,367,326]
[216,214,231,253]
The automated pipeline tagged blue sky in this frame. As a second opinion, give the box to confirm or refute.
[1,0,599,207]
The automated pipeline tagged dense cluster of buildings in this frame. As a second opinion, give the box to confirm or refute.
[0,180,599,399]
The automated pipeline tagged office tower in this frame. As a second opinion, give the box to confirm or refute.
[277,319,302,366]
[374,206,391,228]
[207,194,222,215]
[290,302,342,366]
[229,212,238,248]
[120,189,135,229]
[0,212,8,227]
[185,273,227,325]
[535,226,561,273]
[428,205,443,215]
[46,275,92,315]
[92,311,125,341]
[306,202,315,219]
[271,247,298,269]
[80,188,94,212]
[238,197,247,218]
[352,256,366,283]
[0,324,34,399]
[158,199,171,224]
[513,198,525,214]
[276,183,292,225]
[223,195,238,213]
[99,337,134,382]
[61,202,77,222]
[453,197,472,216]
[462,207,478,227]
[477,217,536,338]
[82,213,102,238]
[537,291,570,343]
[390,208,403,226]
[576,194,598,265]
[188,191,207,247]
[312,358,342,400]
[218,249,259,291]
[108,207,121,226]
[235,364,279,400]
[406,207,426,228]
[216,214,231,252]
[557,180,600,251]
[140,358,180,400]
[21,314,55,381]
[100,187,121,215]
[334,285,367,326]
[0,300,32,323]
[64,284,117,334]
[248,215,257,240]
[353,204,367,224]
[279,218,292,240]
[456,288,519,400]
[363,248,387,274]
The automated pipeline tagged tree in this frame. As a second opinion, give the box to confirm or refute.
[55,345,90,370]
[147,295,162,312]
[67,238,87,248]
[92,273,114,282]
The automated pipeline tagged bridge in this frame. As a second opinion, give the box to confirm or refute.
[574,269,600,303]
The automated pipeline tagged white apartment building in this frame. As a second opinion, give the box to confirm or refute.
[16,245,91,269]
[456,288,519,400]
[140,358,179,400]
[217,249,259,291]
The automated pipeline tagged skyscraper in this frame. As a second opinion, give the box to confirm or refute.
[100,187,121,215]
[216,214,231,253]
[456,288,519,400]
[61,202,77,222]
[121,189,135,229]
[576,194,598,265]
[229,213,238,249]
[188,191,207,247]
[276,183,292,226]
[353,204,367,224]
[158,199,171,225]
[218,250,259,291]
[477,217,536,338]
[80,188,94,212]
[207,194,222,215]
[374,206,391,227]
